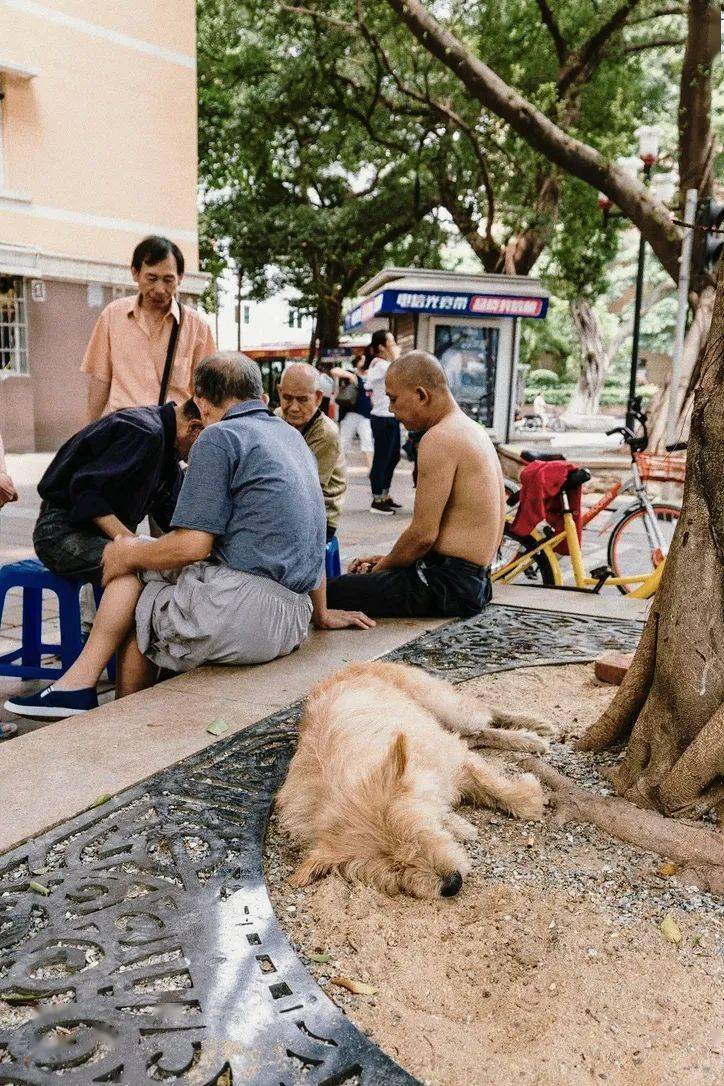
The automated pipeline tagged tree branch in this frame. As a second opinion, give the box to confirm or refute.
[621,35,687,52]
[352,1,497,233]
[276,2,354,33]
[629,5,687,23]
[557,0,644,99]
[536,0,568,64]
[383,0,682,282]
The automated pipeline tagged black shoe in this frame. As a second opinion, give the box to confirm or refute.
[384,496,402,509]
[4,684,99,720]
[371,499,395,515]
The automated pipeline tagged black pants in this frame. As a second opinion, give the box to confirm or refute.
[33,501,109,585]
[369,416,401,497]
[327,554,492,618]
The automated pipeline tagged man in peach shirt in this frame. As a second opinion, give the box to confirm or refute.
[82,235,216,421]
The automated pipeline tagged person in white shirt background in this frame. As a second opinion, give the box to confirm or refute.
[365,330,402,515]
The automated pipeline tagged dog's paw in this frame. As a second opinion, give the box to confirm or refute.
[526,716,556,738]
[511,773,545,820]
[511,730,550,754]
[445,812,478,842]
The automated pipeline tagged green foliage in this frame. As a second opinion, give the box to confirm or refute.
[527,369,560,387]
[197,0,446,343]
[524,379,658,408]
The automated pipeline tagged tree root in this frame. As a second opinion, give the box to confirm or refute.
[576,609,658,753]
[521,757,724,894]
[656,704,724,814]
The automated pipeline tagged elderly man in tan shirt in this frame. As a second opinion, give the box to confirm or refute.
[82,235,216,420]
[277,363,346,541]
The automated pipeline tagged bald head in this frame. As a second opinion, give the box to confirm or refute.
[385,350,455,433]
[278,362,323,427]
[279,362,318,393]
[388,351,449,393]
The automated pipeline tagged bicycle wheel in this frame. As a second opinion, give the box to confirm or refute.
[607,502,680,594]
[494,529,557,586]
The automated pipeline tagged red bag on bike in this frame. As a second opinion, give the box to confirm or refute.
[511,460,583,555]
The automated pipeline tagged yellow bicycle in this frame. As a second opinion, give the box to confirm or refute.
[494,414,684,599]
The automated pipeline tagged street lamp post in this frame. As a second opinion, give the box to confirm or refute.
[599,125,662,432]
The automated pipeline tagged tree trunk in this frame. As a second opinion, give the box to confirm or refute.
[647,286,716,451]
[564,297,608,417]
[313,294,343,354]
[578,265,724,819]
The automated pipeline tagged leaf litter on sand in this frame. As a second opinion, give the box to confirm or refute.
[331,976,377,996]
[207,718,229,737]
[660,915,682,945]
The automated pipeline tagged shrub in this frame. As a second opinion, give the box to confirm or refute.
[527,368,560,387]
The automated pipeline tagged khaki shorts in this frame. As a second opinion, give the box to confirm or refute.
[135,561,312,672]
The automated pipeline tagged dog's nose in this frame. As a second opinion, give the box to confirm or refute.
[440,871,463,897]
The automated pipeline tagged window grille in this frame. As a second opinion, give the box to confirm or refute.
[0,276,28,375]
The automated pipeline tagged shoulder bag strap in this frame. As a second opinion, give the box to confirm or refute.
[158,301,184,406]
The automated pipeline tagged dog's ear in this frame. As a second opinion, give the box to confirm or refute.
[386,733,408,784]
[289,851,332,888]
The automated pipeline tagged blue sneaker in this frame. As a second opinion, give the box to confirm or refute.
[4,685,98,720]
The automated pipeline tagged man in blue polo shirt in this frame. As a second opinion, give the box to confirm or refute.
[6,352,373,720]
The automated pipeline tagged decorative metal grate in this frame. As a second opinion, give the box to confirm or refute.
[0,605,642,1084]
[0,276,28,375]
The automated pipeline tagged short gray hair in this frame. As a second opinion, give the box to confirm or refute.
[194,351,263,406]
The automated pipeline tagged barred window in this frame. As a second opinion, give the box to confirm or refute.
[0,277,28,375]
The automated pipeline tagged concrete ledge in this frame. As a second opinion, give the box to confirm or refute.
[0,617,443,854]
[493,581,651,622]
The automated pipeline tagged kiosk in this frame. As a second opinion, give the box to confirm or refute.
[344,268,549,442]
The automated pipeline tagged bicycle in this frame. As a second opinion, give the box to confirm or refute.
[495,407,684,598]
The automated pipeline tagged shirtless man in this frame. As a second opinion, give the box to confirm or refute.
[326,350,505,618]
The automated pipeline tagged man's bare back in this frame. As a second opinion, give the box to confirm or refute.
[420,408,505,567]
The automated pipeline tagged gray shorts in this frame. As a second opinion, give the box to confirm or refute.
[135,561,313,672]
[33,501,108,584]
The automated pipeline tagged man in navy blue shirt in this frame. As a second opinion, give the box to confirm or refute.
[6,353,373,720]
[34,399,204,584]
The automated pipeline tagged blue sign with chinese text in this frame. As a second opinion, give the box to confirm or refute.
[344,288,548,331]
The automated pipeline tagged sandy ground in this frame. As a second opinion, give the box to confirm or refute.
[265,664,724,1086]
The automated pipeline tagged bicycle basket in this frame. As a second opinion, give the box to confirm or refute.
[635,452,687,483]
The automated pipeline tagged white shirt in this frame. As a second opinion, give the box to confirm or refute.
[364,359,393,417]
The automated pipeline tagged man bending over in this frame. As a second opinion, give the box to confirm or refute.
[326,351,505,618]
[7,352,372,720]
[32,399,203,586]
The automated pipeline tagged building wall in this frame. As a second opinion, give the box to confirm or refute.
[0,0,200,268]
[0,0,206,451]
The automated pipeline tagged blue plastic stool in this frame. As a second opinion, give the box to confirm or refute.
[0,559,114,682]
[325,535,342,578]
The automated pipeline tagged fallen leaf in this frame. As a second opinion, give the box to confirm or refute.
[28,880,50,896]
[307,952,332,964]
[658,862,678,877]
[660,915,682,945]
[207,718,229,737]
[88,794,111,809]
[330,976,377,996]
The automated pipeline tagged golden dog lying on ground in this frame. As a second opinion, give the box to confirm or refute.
[276,661,551,899]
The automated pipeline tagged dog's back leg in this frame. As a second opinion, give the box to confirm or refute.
[353,662,548,752]
[458,752,544,820]
[489,707,555,738]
